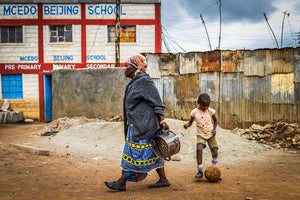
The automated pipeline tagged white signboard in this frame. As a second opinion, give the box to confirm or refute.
[86,4,155,19]
[0,4,38,19]
[43,4,81,19]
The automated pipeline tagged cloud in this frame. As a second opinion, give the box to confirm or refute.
[294,2,300,11]
[161,0,300,52]
[167,0,278,22]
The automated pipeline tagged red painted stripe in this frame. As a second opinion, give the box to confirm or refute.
[81,4,87,64]
[155,4,161,53]
[0,19,156,25]
[38,4,45,121]
[38,4,44,63]
[38,73,45,121]
[0,63,125,74]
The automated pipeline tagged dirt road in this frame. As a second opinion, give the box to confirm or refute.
[0,121,299,200]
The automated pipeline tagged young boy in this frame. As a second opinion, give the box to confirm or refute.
[183,93,219,178]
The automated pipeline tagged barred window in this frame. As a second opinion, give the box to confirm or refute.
[108,25,136,43]
[49,25,72,42]
[0,26,23,43]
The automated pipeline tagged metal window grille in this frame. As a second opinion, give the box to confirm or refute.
[49,25,73,42]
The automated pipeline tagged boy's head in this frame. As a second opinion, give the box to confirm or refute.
[197,93,211,111]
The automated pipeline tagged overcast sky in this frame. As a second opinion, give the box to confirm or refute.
[161,0,300,52]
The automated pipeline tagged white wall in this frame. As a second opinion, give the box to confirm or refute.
[23,74,39,99]
[43,25,82,63]
[86,25,155,63]
[86,4,155,19]
[0,25,39,63]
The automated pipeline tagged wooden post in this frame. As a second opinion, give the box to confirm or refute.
[115,0,120,67]
[200,14,212,51]
[218,0,221,49]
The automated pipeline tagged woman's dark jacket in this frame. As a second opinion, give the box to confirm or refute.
[123,72,165,142]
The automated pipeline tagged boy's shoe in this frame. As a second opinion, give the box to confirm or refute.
[195,170,203,178]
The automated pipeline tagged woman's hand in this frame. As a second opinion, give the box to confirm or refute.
[161,121,169,133]
[158,116,169,133]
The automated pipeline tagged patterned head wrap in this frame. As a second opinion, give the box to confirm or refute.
[125,54,147,73]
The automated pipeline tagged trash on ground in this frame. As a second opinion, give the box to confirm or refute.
[232,122,300,149]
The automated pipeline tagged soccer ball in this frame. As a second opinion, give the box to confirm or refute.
[204,166,221,182]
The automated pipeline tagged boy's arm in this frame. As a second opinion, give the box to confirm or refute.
[212,114,217,135]
[183,116,194,129]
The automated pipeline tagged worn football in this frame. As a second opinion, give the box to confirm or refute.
[204,166,221,182]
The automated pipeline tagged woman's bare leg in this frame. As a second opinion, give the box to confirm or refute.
[156,166,168,182]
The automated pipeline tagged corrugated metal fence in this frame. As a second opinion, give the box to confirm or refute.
[145,48,300,129]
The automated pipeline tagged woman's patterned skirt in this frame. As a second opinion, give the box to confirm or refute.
[120,127,164,182]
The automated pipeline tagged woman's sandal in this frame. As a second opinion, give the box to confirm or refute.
[104,181,126,191]
[148,181,171,188]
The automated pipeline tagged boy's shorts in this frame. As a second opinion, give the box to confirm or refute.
[197,135,218,150]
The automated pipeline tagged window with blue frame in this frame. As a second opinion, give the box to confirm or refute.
[1,74,23,99]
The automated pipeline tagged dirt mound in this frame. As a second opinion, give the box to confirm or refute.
[32,118,284,165]
[37,115,124,136]
[37,117,105,135]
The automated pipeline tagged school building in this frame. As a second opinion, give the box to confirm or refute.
[0,0,161,122]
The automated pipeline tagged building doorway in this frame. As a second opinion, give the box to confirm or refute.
[44,74,52,122]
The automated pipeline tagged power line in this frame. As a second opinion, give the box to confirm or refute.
[287,17,297,46]
[162,25,186,53]
[162,33,171,52]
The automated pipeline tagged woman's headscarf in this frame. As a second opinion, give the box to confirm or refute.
[125,54,147,73]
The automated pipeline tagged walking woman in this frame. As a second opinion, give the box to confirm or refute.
[104,54,171,191]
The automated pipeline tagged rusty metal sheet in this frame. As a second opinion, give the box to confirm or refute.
[174,74,199,99]
[219,73,245,128]
[195,53,202,73]
[180,52,196,74]
[146,54,161,79]
[271,73,294,104]
[201,50,221,72]
[222,50,244,73]
[152,78,163,100]
[198,72,219,117]
[219,74,274,129]
[271,48,294,74]
[295,83,300,106]
[158,53,179,75]
[198,72,219,103]
[294,48,300,83]
[243,50,267,77]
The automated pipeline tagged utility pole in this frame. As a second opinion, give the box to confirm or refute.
[297,31,300,47]
[115,0,120,67]
[281,11,290,48]
[263,12,279,48]
[200,14,212,51]
[298,31,300,47]
[218,0,221,49]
